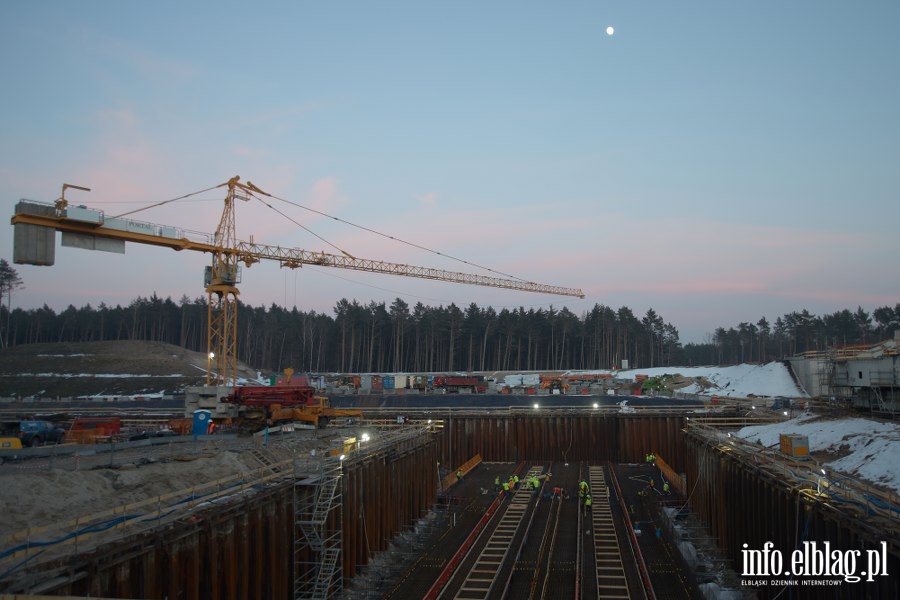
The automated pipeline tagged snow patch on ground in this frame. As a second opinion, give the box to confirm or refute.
[736,415,900,494]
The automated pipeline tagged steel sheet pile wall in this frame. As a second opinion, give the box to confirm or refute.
[14,411,675,598]
[685,431,900,599]
[340,432,441,580]
[438,413,686,471]
[10,434,438,598]
[23,485,294,599]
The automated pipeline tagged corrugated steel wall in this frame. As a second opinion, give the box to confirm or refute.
[339,433,441,579]
[13,417,897,599]
[437,413,687,472]
[22,434,440,599]
[39,485,295,599]
[685,431,900,600]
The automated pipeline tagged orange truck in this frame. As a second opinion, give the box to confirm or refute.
[68,417,122,444]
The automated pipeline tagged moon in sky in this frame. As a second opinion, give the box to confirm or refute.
[606,26,615,36]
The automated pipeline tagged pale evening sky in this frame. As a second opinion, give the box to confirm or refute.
[1,1,897,344]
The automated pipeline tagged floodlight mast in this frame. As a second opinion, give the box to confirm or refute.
[11,176,585,386]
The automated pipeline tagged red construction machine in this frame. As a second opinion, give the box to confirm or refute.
[223,380,361,432]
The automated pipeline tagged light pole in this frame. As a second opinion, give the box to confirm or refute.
[207,352,215,386]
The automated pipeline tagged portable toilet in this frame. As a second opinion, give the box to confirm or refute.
[192,409,213,436]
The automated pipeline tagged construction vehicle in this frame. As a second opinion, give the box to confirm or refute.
[432,375,487,394]
[540,378,570,393]
[337,375,361,391]
[68,417,122,444]
[409,375,428,391]
[11,177,584,386]
[222,384,362,432]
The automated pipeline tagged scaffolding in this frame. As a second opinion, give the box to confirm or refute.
[291,425,441,600]
[294,457,344,600]
[831,361,898,416]
[819,349,836,399]
[794,338,900,416]
[866,369,898,417]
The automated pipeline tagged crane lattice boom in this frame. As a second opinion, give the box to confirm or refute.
[11,178,584,385]
[234,241,584,298]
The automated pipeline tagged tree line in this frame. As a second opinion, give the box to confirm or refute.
[1,263,898,374]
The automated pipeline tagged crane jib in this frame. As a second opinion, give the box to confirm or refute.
[12,188,585,385]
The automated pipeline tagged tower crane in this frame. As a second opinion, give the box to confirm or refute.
[11,176,585,386]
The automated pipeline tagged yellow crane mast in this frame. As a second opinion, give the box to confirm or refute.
[11,177,585,386]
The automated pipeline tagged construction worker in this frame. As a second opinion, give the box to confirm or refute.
[456,468,464,483]
[584,494,592,514]
[494,475,501,490]
[663,481,670,495]
[502,481,511,498]
[513,474,519,489]
[579,480,589,494]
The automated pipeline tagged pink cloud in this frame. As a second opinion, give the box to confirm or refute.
[91,30,196,82]
[309,177,344,211]
[416,192,438,206]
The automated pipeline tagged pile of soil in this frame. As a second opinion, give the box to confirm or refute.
[0,340,262,398]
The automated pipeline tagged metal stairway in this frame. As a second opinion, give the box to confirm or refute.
[294,462,343,600]
[298,470,340,547]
